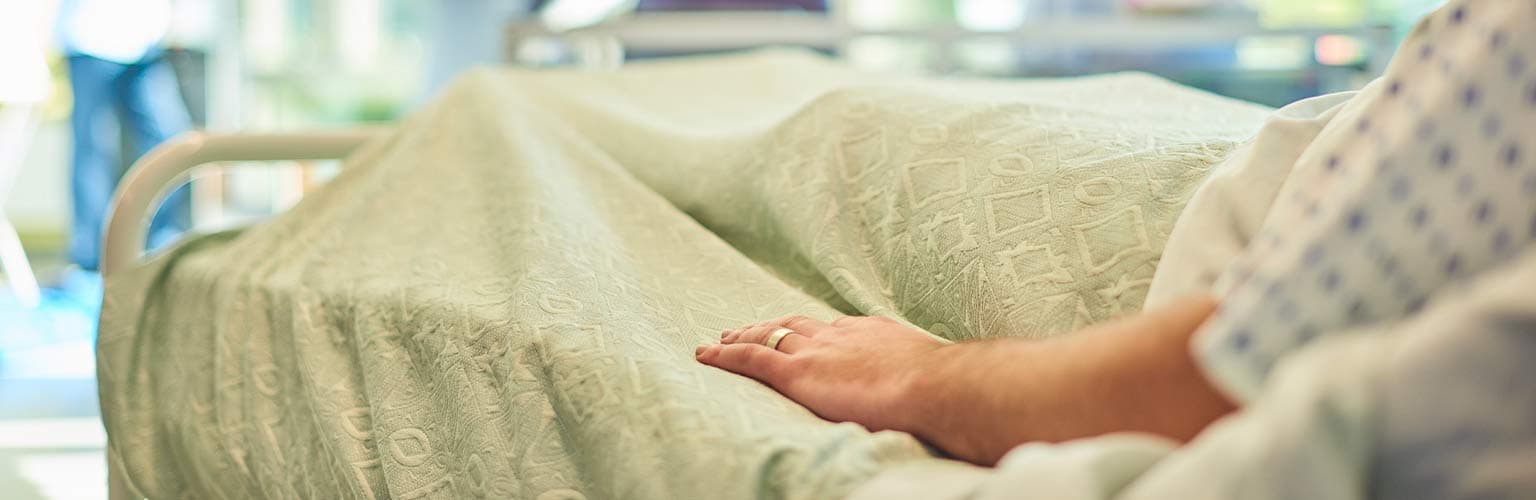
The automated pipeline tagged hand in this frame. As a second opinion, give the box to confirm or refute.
[695,297,1234,466]
[695,315,945,435]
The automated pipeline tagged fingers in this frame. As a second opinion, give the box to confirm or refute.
[775,333,810,353]
[719,322,759,343]
[716,314,898,356]
[725,323,811,353]
[720,315,899,344]
[720,323,767,344]
[695,343,789,384]
[721,315,830,343]
[767,315,832,336]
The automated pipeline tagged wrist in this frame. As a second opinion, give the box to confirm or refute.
[894,343,947,434]
[894,343,997,463]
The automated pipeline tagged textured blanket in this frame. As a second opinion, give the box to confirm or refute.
[98,50,1270,499]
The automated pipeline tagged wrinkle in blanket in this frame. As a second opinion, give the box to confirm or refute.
[98,50,1270,499]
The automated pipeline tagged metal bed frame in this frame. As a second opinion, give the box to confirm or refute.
[102,127,385,500]
[99,128,386,277]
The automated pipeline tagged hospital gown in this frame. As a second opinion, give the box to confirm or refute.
[851,0,1536,498]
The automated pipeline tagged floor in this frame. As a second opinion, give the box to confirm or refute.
[0,255,108,500]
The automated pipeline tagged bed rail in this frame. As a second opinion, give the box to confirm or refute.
[100,128,388,276]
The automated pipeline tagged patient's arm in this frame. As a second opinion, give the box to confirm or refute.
[695,296,1235,466]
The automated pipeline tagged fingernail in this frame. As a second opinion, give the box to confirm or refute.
[720,329,730,339]
[695,345,707,357]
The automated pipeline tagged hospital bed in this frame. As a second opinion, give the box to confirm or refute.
[101,128,383,499]
[96,50,1276,499]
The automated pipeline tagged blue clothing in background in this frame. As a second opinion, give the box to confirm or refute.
[66,50,191,271]
[60,0,190,270]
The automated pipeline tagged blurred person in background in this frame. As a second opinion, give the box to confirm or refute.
[56,0,192,303]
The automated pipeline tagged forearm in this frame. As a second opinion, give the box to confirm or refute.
[902,296,1235,465]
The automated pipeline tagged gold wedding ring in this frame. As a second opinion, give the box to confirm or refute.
[764,327,796,351]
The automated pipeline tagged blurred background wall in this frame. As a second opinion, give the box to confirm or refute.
[4,0,1445,249]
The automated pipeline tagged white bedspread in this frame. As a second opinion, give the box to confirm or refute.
[850,79,1363,500]
[98,50,1272,499]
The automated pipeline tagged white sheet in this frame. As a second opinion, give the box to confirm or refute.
[846,83,1361,500]
[852,1,1536,498]
[1142,88,1362,307]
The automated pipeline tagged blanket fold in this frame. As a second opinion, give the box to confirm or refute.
[99,50,1269,499]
